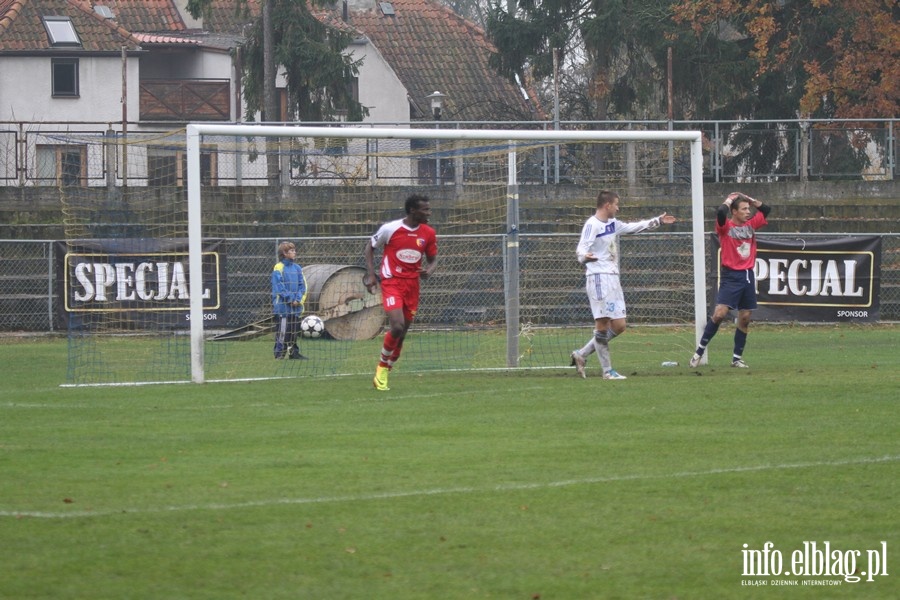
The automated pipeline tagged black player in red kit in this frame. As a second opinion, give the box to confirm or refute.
[364,194,438,391]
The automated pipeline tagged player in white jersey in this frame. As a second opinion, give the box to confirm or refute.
[570,190,677,379]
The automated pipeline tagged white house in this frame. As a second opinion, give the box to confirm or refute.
[0,0,531,186]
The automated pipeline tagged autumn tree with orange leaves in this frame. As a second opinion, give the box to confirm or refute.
[488,0,897,121]
[672,0,899,119]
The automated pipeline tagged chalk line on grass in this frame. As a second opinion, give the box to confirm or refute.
[2,454,897,520]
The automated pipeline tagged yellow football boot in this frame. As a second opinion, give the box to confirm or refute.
[373,365,390,391]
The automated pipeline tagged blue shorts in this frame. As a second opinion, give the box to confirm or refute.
[716,268,758,311]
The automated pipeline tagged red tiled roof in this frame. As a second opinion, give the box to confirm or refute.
[202,0,258,34]
[199,1,357,38]
[95,0,185,33]
[349,0,534,121]
[0,0,27,34]
[312,6,359,36]
[0,0,141,51]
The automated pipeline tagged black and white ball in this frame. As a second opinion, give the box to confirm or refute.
[300,315,325,338]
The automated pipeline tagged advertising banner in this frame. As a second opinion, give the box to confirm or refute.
[55,238,227,329]
[712,236,881,322]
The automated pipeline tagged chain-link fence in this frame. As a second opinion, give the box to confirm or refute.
[0,240,56,331]
[2,233,898,334]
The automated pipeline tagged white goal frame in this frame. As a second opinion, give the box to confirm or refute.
[186,124,707,383]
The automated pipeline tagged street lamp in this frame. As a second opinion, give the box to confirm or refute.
[426,90,446,120]
[426,91,446,183]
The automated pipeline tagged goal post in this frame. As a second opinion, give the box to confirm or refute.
[185,124,708,384]
[186,127,204,383]
[688,130,708,365]
[56,125,708,386]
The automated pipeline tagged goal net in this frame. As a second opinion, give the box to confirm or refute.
[59,125,706,385]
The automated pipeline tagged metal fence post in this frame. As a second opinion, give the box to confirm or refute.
[47,241,54,331]
[889,119,896,181]
[505,142,520,368]
[799,120,809,182]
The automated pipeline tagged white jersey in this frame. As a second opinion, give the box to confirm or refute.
[576,214,661,275]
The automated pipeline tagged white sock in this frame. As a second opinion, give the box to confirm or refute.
[579,338,596,356]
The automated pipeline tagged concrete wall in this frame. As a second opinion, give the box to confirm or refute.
[0,180,897,239]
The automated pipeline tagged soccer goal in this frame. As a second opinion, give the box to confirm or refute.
[60,124,706,385]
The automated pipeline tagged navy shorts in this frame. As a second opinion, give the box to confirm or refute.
[716,268,758,311]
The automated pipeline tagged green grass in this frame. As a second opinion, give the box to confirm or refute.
[62,324,696,384]
[1,325,898,599]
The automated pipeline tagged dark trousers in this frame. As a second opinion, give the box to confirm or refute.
[274,314,300,358]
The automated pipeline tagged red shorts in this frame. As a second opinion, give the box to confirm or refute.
[380,277,421,322]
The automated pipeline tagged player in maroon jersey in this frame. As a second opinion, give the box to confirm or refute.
[690,192,771,368]
[364,194,438,391]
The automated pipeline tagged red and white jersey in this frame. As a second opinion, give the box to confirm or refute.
[369,219,438,280]
[716,211,768,270]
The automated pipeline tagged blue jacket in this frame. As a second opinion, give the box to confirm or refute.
[271,259,307,316]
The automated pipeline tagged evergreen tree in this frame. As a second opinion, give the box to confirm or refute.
[187,0,366,185]
[187,0,366,122]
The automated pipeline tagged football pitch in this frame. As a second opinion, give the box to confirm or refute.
[1,324,897,599]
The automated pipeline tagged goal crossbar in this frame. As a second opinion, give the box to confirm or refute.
[186,124,707,383]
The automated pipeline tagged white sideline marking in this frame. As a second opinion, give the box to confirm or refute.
[2,386,555,411]
[2,455,897,520]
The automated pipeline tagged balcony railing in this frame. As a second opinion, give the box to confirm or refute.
[139,79,230,122]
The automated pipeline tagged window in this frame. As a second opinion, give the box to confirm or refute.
[43,16,81,46]
[35,145,87,186]
[330,78,359,121]
[348,77,360,105]
[93,5,114,19]
[51,58,79,97]
[147,147,217,187]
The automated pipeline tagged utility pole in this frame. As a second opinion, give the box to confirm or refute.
[262,0,280,189]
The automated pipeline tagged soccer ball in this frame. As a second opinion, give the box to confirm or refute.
[300,315,325,339]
